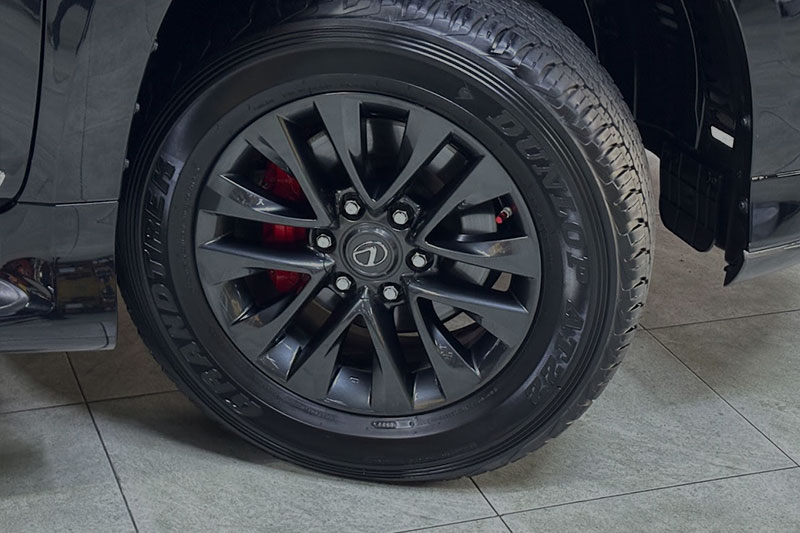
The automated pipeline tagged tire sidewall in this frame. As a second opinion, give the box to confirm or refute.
[126,20,619,478]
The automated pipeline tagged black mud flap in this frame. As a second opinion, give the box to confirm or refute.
[659,145,723,253]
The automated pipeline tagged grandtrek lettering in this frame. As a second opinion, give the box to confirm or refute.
[487,109,590,406]
[143,160,170,281]
[143,157,263,418]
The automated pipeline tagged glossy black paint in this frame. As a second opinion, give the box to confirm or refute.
[740,2,800,177]
[0,0,42,205]
[1,0,800,351]
[22,0,170,204]
[0,0,170,351]
[736,1,800,280]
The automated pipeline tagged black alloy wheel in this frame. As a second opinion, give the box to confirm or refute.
[118,0,653,481]
[194,93,542,416]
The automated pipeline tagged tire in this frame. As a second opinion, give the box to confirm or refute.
[118,0,653,481]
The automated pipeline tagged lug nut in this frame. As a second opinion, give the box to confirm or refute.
[391,208,411,227]
[382,284,400,302]
[335,275,353,292]
[410,251,429,270]
[343,199,362,218]
[315,233,334,251]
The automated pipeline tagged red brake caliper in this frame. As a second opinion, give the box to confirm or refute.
[260,162,309,293]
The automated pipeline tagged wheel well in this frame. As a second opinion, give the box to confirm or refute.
[128,0,293,157]
[540,0,752,261]
[132,0,752,257]
[542,1,751,159]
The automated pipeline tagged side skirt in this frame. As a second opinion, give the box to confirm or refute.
[0,201,117,352]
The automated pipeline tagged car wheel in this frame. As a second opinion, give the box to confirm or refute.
[118,0,653,481]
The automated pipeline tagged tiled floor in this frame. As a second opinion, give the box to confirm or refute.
[2,154,800,532]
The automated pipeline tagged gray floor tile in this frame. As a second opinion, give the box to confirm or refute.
[412,517,510,533]
[472,331,792,514]
[652,311,800,463]
[69,302,176,402]
[92,392,496,533]
[503,467,800,533]
[641,223,800,329]
[0,352,82,414]
[0,405,135,533]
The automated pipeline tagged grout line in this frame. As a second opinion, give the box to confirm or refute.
[499,465,799,518]
[644,307,800,331]
[0,389,179,417]
[469,477,513,532]
[0,401,85,417]
[66,356,141,533]
[648,332,800,468]
[395,516,507,533]
[87,388,179,406]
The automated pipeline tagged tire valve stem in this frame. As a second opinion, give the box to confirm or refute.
[495,206,513,225]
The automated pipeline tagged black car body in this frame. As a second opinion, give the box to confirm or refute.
[1,0,796,352]
[1,0,799,480]
[0,0,800,351]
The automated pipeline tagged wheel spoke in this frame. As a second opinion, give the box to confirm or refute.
[243,113,332,226]
[424,235,542,278]
[372,107,451,209]
[415,156,514,242]
[196,237,331,285]
[230,271,328,360]
[313,95,371,204]
[287,295,363,400]
[409,299,481,399]
[361,298,414,413]
[199,174,319,227]
[407,277,531,347]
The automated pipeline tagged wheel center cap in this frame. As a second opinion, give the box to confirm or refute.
[343,225,399,278]
[352,241,390,269]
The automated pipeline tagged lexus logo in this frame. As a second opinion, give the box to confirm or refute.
[352,241,390,268]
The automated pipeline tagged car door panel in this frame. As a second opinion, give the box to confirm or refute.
[0,0,42,205]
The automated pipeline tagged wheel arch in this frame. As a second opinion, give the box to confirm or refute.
[127,0,753,275]
[536,1,753,273]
